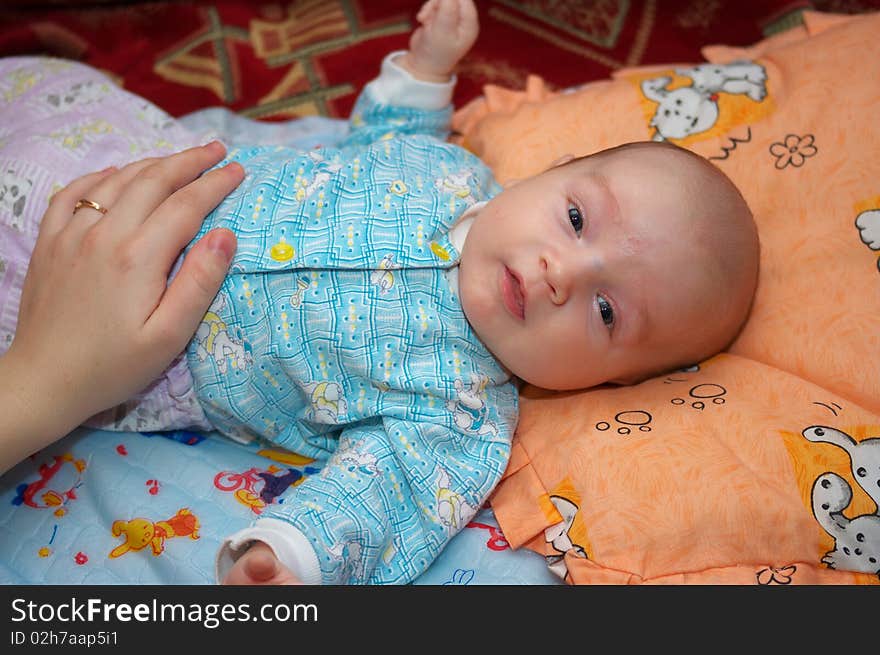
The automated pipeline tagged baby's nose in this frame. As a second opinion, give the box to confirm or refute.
[541,255,571,305]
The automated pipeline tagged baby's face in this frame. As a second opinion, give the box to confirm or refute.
[459,146,743,390]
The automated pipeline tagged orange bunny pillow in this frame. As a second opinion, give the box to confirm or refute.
[452,10,880,585]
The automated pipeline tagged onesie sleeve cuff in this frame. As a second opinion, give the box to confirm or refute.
[215,518,323,585]
[364,50,455,110]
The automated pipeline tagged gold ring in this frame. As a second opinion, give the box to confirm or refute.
[73,198,109,215]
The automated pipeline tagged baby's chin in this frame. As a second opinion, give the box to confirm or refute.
[512,356,669,390]
[511,366,612,392]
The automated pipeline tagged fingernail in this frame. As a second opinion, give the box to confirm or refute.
[207,229,235,263]
[225,161,245,176]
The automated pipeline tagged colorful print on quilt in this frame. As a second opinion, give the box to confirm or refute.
[0,429,319,583]
[452,10,880,585]
[0,427,557,585]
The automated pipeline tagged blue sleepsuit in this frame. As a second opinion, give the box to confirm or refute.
[197,53,519,584]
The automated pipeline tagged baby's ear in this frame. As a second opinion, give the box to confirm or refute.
[549,153,576,168]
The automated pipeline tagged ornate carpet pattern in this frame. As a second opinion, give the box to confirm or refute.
[1,1,878,120]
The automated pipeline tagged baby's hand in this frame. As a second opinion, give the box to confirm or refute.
[401,0,479,82]
[222,542,302,585]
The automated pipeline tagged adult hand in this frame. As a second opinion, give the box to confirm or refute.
[0,141,243,473]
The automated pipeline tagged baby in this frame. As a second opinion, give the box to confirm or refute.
[0,0,758,585]
[211,0,758,584]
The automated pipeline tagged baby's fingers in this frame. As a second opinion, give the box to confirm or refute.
[432,0,460,30]
[417,0,439,24]
[458,0,479,35]
[223,542,303,585]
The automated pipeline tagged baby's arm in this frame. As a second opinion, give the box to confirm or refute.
[217,411,512,585]
[341,0,478,145]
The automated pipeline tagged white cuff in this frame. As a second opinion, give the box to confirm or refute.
[364,50,455,110]
[216,518,322,585]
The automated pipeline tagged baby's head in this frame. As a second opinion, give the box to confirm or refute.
[459,140,759,390]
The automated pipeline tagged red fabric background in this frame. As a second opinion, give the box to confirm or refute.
[0,1,877,120]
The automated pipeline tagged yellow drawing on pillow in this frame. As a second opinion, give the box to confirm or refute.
[631,61,775,146]
[780,424,880,578]
[541,479,592,581]
[854,196,880,273]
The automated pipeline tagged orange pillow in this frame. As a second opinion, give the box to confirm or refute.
[453,11,880,585]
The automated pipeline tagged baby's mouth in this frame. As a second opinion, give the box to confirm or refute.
[501,266,525,320]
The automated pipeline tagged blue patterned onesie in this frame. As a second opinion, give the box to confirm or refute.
[194,54,519,584]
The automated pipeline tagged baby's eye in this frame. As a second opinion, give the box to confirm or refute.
[597,294,614,329]
[568,204,583,236]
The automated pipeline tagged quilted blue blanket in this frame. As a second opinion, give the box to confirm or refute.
[0,426,558,585]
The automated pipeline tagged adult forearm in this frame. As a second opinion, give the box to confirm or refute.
[0,350,81,475]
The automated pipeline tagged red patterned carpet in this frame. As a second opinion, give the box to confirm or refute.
[1,1,878,120]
